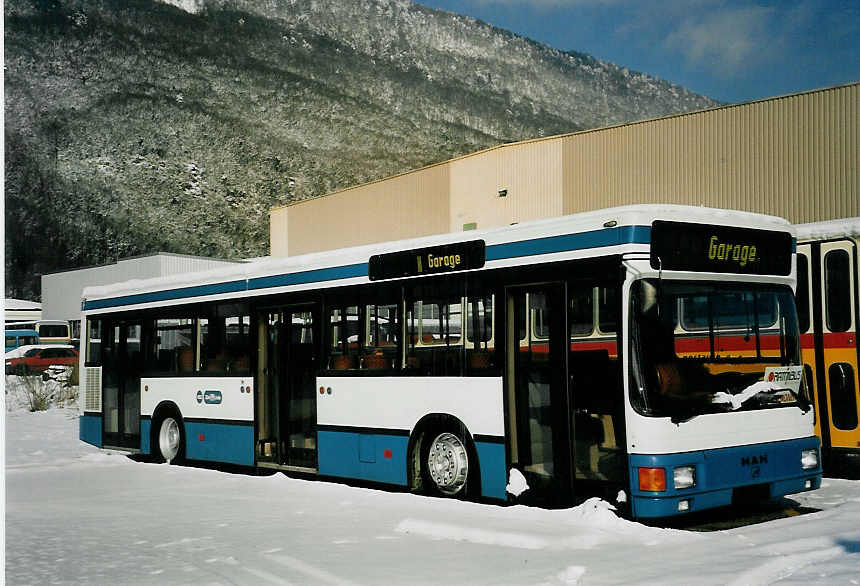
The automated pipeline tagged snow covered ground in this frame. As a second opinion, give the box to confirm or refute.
[5,401,860,584]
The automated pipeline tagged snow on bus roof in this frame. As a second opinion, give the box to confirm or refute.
[82,205,792,302]
[795,217,860,241]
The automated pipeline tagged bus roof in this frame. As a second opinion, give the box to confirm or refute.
[795,218,860,241]
[82,204,793,313]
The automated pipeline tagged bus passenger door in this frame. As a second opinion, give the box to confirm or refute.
[816,240,860,458]
[259,306,320,470]
[506,284,573,504]
[102,322,143,449]
[568,284,626,489]
[796,246,820,442]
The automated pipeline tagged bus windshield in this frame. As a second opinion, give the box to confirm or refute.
[629,279,810,422]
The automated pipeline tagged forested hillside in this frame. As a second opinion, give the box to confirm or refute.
[4,0,717,299]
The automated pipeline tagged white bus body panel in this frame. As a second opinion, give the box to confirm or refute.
[625,398,816,455]
[140,377,254,421]
[316,376,505,437]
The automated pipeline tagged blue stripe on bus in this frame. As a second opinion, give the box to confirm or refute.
[318,430,409,486]
[184,421,255,466]
[318,429,509,500]
[486,225,650,261]
[79,414,103,447]
[475,441,508,500]
[247,263,369,290]
[83,280,247,311]
[82,225,651,310]
[140,419,151,455]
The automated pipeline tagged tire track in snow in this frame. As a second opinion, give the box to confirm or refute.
[726,545,846,585]
[265,551,358,585]
[242,565,300,585]
[394,518,612,550]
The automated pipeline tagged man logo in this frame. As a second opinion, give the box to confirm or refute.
[741,454,768,466]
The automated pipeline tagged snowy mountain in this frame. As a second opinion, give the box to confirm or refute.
[4,0,717,298]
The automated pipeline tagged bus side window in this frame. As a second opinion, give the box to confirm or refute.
[155,318,194,373]
[797,253,811,334]
[598,286,617,334]
[328,305,360,370]
[87,320,103,366]
[569,287,593,337]
[364,302,399,371]
[200,305,251,374]
[825,249,852,333]
[406,278,464,376]
[406,298,461,375]
[465,294,495,374]
[569,282,625,483]
[829,363,858,431]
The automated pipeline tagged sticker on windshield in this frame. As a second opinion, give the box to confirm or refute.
[764,366,803,393]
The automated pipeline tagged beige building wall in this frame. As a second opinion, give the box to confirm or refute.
[270,83,858,257]
[561,83,859,219]
[271,163,450,256]
[449,138,564,230]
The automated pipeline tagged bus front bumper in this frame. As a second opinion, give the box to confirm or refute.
[629,437,822,519]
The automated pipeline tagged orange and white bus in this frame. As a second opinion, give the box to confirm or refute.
[796,219,860,472]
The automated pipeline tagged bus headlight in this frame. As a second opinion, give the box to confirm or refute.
[801,448,819,470]
[673,466,696,489]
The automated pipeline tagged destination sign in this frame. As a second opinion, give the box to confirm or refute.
[369,240,486,281]
[650,220,792,275]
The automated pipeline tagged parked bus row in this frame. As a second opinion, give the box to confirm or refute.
[6,320,72,346]
[795,219,860,472]
[5,328,40,353]
[77,205,822,519]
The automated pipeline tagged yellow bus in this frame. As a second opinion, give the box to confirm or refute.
[796,219,860,472]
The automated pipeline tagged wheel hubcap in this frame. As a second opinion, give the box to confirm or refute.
[427,432,468,495]
[159,418,180,463]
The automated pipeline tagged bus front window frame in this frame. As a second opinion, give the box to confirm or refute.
[628,278,810,421]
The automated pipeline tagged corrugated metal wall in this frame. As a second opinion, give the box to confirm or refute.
[271,163,450,256]
[562,83,859,220]
[154,254,239,275]
[270,83,858,257]
[450,138,564,230]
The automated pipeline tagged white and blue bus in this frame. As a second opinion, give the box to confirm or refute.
[6,320,71,346]
[78,205,821,518]
[5,329,39,352]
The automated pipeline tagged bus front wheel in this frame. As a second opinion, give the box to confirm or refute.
[155,415,185,464]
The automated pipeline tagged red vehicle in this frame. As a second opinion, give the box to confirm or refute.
[5,345,78,375]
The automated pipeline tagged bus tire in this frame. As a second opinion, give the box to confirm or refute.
[420,428,473,498]
[154,414,185,464]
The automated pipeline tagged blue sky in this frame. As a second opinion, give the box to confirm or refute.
[417,0,859,103]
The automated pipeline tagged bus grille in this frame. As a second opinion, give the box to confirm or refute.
[84,367,102,412]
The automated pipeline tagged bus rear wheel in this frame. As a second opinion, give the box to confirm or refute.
[155,415,184,464]
[422,431,470,497]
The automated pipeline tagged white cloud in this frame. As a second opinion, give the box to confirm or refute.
[662,6,779,75]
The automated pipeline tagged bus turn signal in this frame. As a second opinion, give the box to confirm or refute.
[638,467,667,492]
